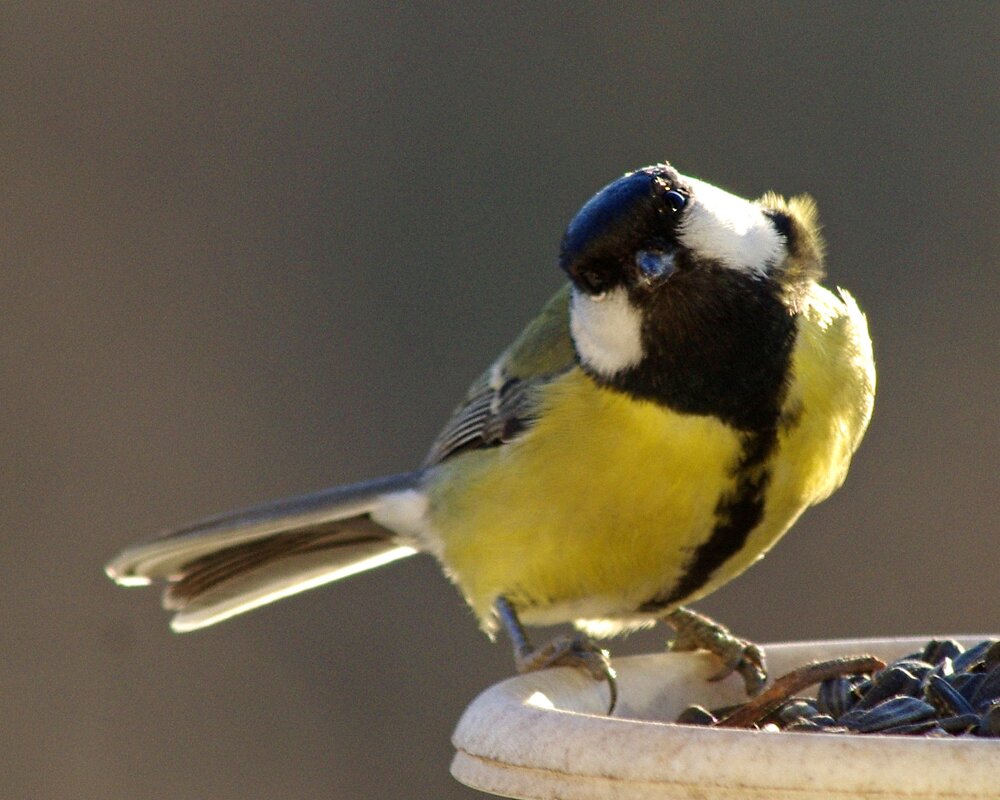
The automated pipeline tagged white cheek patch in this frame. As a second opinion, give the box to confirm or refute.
[678,176,785,272]
[570,287,644,377]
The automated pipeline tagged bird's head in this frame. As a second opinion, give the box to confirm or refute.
[560,163,825,428]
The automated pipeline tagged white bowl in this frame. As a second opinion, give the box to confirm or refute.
[452,636,1000,799]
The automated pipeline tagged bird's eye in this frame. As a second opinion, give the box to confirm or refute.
[577,268,607,297]
[636,249,675,280]
[663,190,687,213]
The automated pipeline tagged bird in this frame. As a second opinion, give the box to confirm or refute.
[106,162,875,709]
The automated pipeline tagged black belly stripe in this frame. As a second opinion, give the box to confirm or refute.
[638,426,779,613]
[602,264,803,613]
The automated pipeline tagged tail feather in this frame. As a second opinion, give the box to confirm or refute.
[163,516,396,608]
[167,537,416,633]
[105,471,423,631]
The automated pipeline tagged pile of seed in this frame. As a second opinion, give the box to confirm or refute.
[676,638,1000,737]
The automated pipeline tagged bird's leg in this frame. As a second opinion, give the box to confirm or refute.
[494,596,618,713]
[665,606,767,695]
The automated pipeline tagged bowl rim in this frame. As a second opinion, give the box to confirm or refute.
[452,635,1000,799]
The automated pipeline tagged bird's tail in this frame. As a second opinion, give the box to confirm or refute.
[105,472,423,632]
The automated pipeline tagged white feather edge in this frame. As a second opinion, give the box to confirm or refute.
[169,545,418,632]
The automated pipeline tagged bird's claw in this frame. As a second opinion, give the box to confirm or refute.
[516,633,618,713]
[704,640,767,695]
[666,607,767,696]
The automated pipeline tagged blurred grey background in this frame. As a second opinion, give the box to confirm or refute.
[3,3,997,797]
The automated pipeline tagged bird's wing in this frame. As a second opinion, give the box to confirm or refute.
[423,283,578,467]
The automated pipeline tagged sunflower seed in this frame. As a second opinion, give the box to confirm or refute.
[977,703,1000,737]
[952,672,986,703]
[840,696,936,733]
[985,642,1000,671]
[784,718,829,732]
[925,674,974,716]
[817,676,855,718]
[675,705,716,726]
[880,719,940,735]
[937,713,980,734]
[777,700,820,726]
[855,666,921,710]
[952,639,998,673]
[970,665,1000,711]
[922,639,964,665]
[888,658,933,682]
[927,657,955,680]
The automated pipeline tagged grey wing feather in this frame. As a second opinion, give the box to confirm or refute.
[423,285,578,467]
[423,374,540,466]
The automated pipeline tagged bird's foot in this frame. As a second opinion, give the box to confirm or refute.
[665,606,767,695]
[494,596,617,712]
[515,632,618,712]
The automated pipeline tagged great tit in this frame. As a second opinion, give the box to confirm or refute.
[107,163,875,704]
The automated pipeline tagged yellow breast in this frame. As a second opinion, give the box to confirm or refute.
[427,371,741,624]
[426,284,874,630]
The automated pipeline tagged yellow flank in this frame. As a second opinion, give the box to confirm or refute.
[774,286,875,507]
[426,281,874,633]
